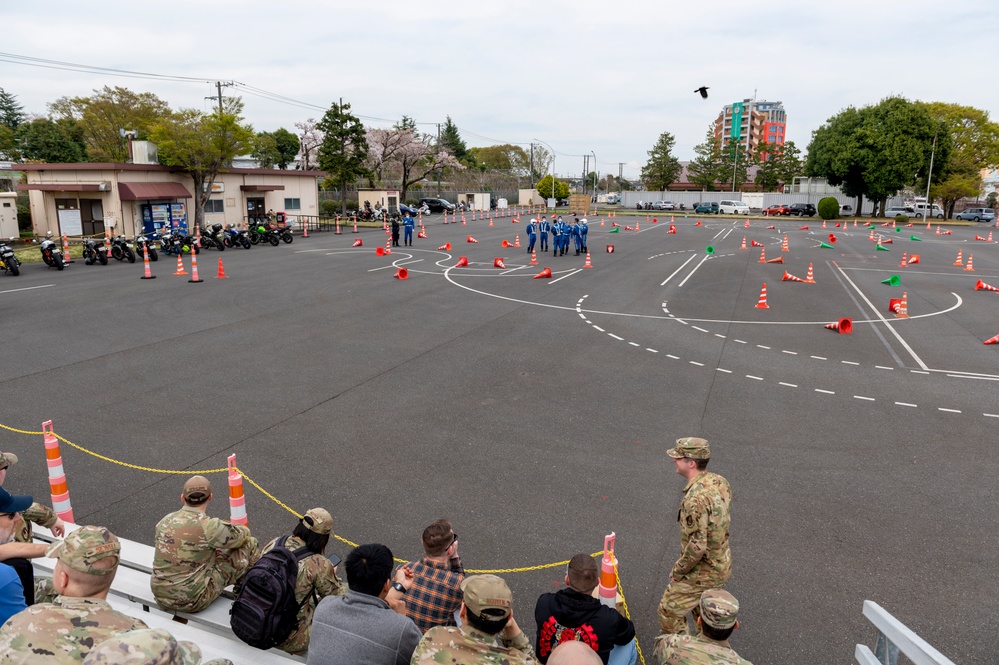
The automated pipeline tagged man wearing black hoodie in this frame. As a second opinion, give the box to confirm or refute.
[534,554,636,665]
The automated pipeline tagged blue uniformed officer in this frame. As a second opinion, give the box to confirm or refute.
[550,217,561,256]
[527,218,538,253]
[538,216,550,252]
[572,217,582,256]
[403,214,415,246]
[580,218,588,252]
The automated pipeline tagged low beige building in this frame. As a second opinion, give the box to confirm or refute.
[18,162,322,238]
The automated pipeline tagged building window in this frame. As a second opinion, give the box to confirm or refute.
[284,198,301,210]
[205,199,224,213]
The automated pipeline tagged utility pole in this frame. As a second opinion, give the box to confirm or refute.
[530,143,535,185]
[619,163,624,194]
[205,81,234,114]
[437,123,442,196]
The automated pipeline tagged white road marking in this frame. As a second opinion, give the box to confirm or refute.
[629,342,640,347]
[608,333,624,341]
[811,355,827,360]
[910,370,930,375]
[782,350,797,355]
[549,269,582,284]
[666,354,679,360]
[690,361,705,366]
[895,402,917,407]
[692,326,709,333]
[660,254,697,286]
[734,339,747,344]
[676,253,712,288]
[395,258,424,266]
[815,389,835,394]
[757,345,771,349]
[714,334,726,338]
[946,374,999,381]
[646,348,658,353]
[779,382,798,387]
[984,413,999,418]
[0,284,54,295]
[593,326,605,332]
[854,396,875,401]
[717,368,732,373]
[876,366,894,370]
[746,375,763,381]
[842,361,860,366]
[584,320,592,324]
[938,408,962,413]
[500,265,526,275]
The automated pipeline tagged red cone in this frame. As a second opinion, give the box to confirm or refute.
[755,284,769,309]
[394,267,409,280]
[352,238,363,247]
[534,267,553,279]
[467,235,478,243]
[494,257,507,268]
[454,256,469,267]
[824,318,853,334]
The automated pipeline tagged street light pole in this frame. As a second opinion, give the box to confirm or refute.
[533,138,556,205]
[922,128,939,223]
[591,151,597,200]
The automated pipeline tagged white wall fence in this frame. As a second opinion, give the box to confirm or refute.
[855,601,954,665]
[619,191,905,215]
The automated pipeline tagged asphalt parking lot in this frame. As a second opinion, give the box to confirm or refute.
[1,211,996,663]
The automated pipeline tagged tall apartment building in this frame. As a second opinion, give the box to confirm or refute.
[713,100,787,159]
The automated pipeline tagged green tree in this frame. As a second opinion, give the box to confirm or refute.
[721,142,752,191]
[270,128,300,169]
[640,132,682,191]
[817,197,839,220]
[150,99,255,230]
[49,86,170,162]
[467,144,530,175]
[0,88,26,129]
[536,174,569,201]
[317,99,370,214]
[0,126,19,161]
[687,126,725,191]
[438,116,469,164]
[17,118,88,162]
[528,145,553,183]
[250,129,300,169]
[753,140,802,192]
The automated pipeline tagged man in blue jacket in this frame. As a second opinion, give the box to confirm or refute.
[403,214,415,247]
[527,218,538,254]
[538,217,551,253]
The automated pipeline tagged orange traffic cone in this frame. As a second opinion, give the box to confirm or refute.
[352,238,363,247]
[822,220,827,229]
[461,215,466,226]
[454,256,469,267]
[824,318,853,334]
[600,219,605,227]
[965,254,975,272]
[438,242,452,251]
[782,270,805,282]
[188,249,204,283]
[530,249,537,265]
[331,220,337,236]
[744,219,750,228]
[494,257,507,268]
[899,252,908,268]
[624,226,633,231]
[755,283,769,309]
[975,279,999,292]
[352,219,359,233]
[695,221,702,226]
[393,267,409,280]
[766,256,784,264]
[759,247,766,263]
[985,333,999,345]
[740,236,747,250]
[140,243,155,279]
[467,235,478,243]
[62,234,74,264]
[304,219,311,237]
[751,240,764,247]
[502,239,512,248]
[804,263,815,283]
[385,235,392,254]
[895,291,909,318]
[667,225,676,234]
[375,247,385,256]
[489,218,493,227]
[583,251,593,268]
[515,234,521,248]
[534,267,552,279]
[782,236,789,252]
[635,222,640,231]
[173,252,187,276]
[989,231,993,242]
[908,255,920,264]
[215,258,228,279]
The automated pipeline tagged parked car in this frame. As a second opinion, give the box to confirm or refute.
[764,204,791,216]
[419,197,456,213]
[788,203,817,217]
[718,200,750,215]
[912,203,944,219]
[884,206,915,218]
[694,201,719,214]
[557,198,570,206]
[839,204,854,216]
[955,207,996,223]
[652,201,675,210]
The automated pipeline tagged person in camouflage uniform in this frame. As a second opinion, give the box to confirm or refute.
[0,451,66,542]
[151,476,260,613]
[658,438,732,634]
[260,507,345,655]
[653,590,752,664]
[412,574,537,665]
[82,628,234,665]
[0,525,149,663]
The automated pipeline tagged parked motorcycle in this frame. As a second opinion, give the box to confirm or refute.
[81,236,108,266]
[160,230,200,255]
[110,235,136,263]
[248,223,280,246]
[278,225,293,244]
[39,234,66,270]
[134,232,159,261]
[223,227,252,249]
[202,224,226,251]
[0,237,20,276]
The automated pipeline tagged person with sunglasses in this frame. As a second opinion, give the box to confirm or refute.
[404,519,464,633]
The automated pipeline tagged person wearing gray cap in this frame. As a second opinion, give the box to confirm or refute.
[653,589,752,664]
[657,438,733,635]
[151,475,261,613]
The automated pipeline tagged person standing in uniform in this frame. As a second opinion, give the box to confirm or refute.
[580,219,588,253]
[151,475,260,614]
[403,214,416,247]
[0,526,148,663]
[538,216,550,253]
[260,508,345,655]
[658,438,732,635]
[527,218,538,254]
[653,590,751,664]
[391,217,401,247]
[572,218,582,256]
[411,574,536,665]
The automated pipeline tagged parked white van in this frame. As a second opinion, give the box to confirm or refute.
[912,203,944,219]
[719,200,750,215]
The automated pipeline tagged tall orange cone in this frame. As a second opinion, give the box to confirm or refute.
[989,231,993,242]
[804,263,815,283]
[331,219,337,235]
[393,267,409,279]
[352,218,358,233]
[454,256,469,267]
[895,291,909,318]
[62,234,74,264]
[489,218,493,227]
[782,270,805,282]
[227,454,248,526]
[534,266,552,279]
[515,234,521,248]
[530,249,537,265]
[42,420,74,523]
[215,258,228,279]
[782,236,789,252]
[755,283,769,309]
[758,247,766,263]
[583,251,593,268]
[740,236,747,250]
[899,252,908,268]
[824,318,853,334]
[954,250,963,266]
[303,219,310,238]
[598,533,618,609]
[385,235,392,254]
[965,254,974,272]
[140,243,156,279]
[173,252,187,276]
[493,257,507,268]
[188,248,204,283]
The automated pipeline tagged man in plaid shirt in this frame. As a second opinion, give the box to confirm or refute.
[405,519,464,633]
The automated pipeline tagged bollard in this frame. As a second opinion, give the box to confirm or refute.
[42,420,74,523]
[598,532,617,608]
[227,454,248,526]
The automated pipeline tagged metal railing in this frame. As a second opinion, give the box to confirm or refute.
[855,601,954,665]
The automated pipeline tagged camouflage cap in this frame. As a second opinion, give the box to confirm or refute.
[303,507,333,535]
[461,574,512,620]
[699,589,739,629]
[47,525,121,575]
[82,628,202,665]
[666,437,711,460]
[0,451,17,471]
[182,475,212,501]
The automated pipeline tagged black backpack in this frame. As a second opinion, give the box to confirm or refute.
[230,536,315,650]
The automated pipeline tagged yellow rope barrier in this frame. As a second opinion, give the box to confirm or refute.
[614,559,647,665]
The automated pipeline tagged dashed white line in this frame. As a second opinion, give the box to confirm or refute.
[779,382,798,388]
[629,342,640,347]
[757,345,771,350]
[746,375,763,381]
[911,370,930,375]
[815,389,835,394]
[734,339,747,344]
[608,333,624,341]
[690,361,705,366]
[593,326,605,332]
[811,355,827,360]
[692,326,709,333]
[895,402,917,408]
[584,320,592,324]
[716,368,732,374]
[984,413,999,418]
[646,348,658,353]
[666,354,679,360]
[782,350,797,355]
[938,408,962,413]
[876,366,894,370]
[714,334,726,339]
[842,361,860,366]
[854,396,875,401]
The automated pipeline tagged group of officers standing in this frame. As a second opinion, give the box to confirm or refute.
[526,216,588,256]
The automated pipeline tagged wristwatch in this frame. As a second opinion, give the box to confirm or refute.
[391,581,407,594]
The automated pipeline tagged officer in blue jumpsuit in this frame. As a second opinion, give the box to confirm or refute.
[538,216,550,252]
[527,218,537,253]
[580,218,588,253]
[550,217,561,256]
[572,218,582,255]
[403,214,415,246]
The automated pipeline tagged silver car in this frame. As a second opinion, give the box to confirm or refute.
[652,201,675,210]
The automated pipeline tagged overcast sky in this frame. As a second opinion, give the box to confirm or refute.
[3,0,995,179]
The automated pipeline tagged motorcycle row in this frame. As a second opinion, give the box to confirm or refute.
[0,221,294,276]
